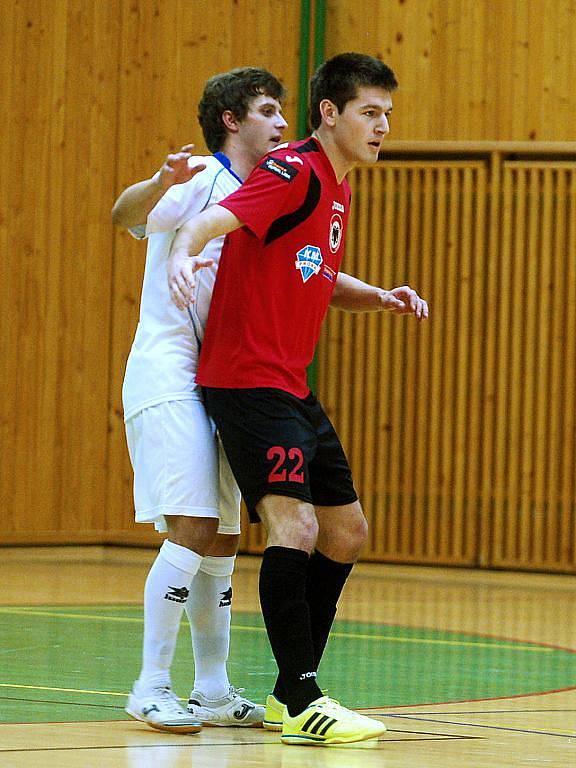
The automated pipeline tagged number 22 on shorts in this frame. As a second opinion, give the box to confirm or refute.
[267,446,305,483]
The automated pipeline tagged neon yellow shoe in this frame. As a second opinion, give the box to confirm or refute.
[263,693,285,731]
[281,696,386,746]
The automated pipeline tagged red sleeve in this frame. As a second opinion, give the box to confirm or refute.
[219,151,309,240]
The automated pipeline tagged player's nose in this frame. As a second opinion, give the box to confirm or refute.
[375,116,389,136]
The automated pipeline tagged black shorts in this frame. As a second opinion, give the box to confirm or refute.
[203,387,358,521]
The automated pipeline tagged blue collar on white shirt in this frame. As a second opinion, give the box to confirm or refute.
[213,152,243,185]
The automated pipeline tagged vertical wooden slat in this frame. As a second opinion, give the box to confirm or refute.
[412,167,435,558]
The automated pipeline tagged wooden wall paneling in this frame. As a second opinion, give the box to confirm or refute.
[400,167,420,557]
[412,166,435,558]
[0,2,23,528]
[466,165,487,561]
[453,166,474,561]
[325,0,576,141]
[560,171,576,567]
[107,0,302,544]
[531,168,552,564]
[478,152,501,567]
[1,1,121,543]
[57,1,121,538]
[370,167,397,556]
[520,169,541,565]
[488,162,576,571]
[1,1,58,536]
[438,165,461,559]
[426,166,448,560]
[318,161,486,566]
[363,170,385,551]
[547,169,567,565]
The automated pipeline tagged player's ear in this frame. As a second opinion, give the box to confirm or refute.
[319,99,338,127]
[222,110,240,134]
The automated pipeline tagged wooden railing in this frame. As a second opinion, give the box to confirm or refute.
[240,143,576,573]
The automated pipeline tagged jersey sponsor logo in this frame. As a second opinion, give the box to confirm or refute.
[295,245,323,283]
[260,156,299,182]
[322,264,336,283]
[329,213,343,253]
[332,201,345,213]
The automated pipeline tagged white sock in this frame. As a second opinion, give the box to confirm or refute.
[138,539,202,691]
[185,554,236,700]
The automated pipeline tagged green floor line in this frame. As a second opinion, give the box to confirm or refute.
[1,606,574,723]
[0,607,551,652]
[0,683,127,698]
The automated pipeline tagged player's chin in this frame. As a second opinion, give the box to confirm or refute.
[366,144,381,162]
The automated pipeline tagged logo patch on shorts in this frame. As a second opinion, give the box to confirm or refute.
[260,156,299,182]
[295,245,323,283]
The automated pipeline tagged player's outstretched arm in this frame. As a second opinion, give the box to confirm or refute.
[111,144,206,229]
[332,273,429,320]
[167,204,242,310]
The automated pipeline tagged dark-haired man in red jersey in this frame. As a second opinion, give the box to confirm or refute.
[167,52,428,747]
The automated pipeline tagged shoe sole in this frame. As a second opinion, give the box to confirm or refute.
[125,706,202,734]
[196,719,263,728]
[281,726,386,746]
[263,720,283,731]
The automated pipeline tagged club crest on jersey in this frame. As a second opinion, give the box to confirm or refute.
[295,245,323,283]
[329,213,343,254]
[260,156,298,182]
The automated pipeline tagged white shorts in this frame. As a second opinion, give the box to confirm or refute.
[125,399,241,535]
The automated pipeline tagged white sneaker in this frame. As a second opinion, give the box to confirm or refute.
[126,683,202,733]
[187,686,265,727]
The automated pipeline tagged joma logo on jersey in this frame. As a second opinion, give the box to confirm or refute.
[295,245,323,283]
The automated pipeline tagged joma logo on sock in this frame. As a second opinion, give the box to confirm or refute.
[164,586,189,603]
[299,671,317,680]
[219,586,232,607]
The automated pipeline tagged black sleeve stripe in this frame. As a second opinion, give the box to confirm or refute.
[296,138,320,154]
[264,169,321,245]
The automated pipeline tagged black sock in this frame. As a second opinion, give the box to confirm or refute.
[273,549,353,704]
[259,546,322,716]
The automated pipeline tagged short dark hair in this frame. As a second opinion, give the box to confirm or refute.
[309,53,398,130]
[198,67,286,153]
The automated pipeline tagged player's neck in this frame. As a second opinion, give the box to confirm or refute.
[220,141,258,182]
[312,129,354,184]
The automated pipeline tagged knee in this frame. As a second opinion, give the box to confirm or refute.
[291,509,319,551]
[318,503,368,561]
[338,509,367,559]
[166,516,219,554]
[260,498,319,553]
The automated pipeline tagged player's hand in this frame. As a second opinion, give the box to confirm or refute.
[168,251,214,311]
[379,285,429,320]
[156,144,206,190]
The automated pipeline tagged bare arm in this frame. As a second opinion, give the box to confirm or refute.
[332,272,429,320]
[111,144,206,229]
[167,204,243,310]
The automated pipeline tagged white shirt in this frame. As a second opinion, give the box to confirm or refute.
[122,155,241,421]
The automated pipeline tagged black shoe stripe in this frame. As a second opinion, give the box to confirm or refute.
[308,714,330,735]
[301,712,321,732]
[318,717,338,736]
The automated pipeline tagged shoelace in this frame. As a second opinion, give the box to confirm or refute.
[155,686,188,715]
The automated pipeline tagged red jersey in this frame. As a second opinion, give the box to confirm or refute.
[196,137,351,398]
